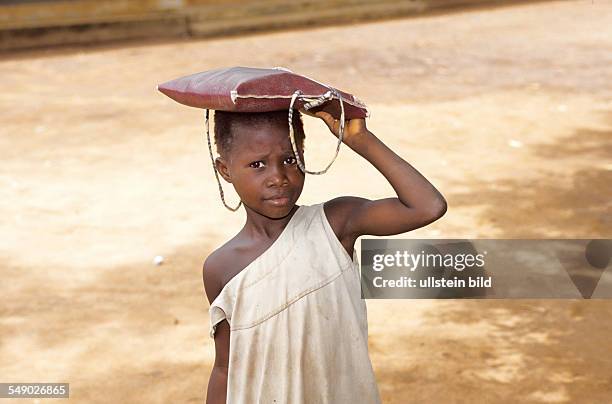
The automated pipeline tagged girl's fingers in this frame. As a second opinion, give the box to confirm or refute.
[300,109,359,139]
[313,111,354,137]
[314,111,333,120]
[315,112,336,128]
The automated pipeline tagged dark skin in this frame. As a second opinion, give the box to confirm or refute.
[203,110,447,404]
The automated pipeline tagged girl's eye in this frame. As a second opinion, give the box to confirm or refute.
[249,161,264,169]
[284,156,297,165]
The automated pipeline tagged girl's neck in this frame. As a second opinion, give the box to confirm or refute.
[242,204,300,240]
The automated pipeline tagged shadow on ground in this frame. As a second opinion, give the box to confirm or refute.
[448,113,612,238]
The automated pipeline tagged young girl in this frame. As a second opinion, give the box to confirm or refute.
[203,107,447,403]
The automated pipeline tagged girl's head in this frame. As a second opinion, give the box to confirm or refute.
[213,110,306,218]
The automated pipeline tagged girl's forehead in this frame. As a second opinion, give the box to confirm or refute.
[233,123,291,152]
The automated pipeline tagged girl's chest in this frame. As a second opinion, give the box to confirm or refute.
[218,238,279,287]
[218,223,355,288]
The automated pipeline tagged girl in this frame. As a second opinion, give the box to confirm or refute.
[203,108,447,403]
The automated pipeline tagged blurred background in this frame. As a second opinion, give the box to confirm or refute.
[1,0,611,403]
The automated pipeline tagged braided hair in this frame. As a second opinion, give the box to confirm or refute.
[213,110,306,158]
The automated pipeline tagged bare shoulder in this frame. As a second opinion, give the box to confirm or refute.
[323,196,371,241]
[202,242,236,305]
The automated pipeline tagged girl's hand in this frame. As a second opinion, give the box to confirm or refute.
[300,109,370,146]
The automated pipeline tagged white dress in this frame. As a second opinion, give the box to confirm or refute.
[209,202,381,403]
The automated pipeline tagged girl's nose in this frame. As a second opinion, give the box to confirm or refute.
[266,164,289,187]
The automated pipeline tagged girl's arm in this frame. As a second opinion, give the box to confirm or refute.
[309,111,447,238]
[206,320,230,404]
[203,257,230,404]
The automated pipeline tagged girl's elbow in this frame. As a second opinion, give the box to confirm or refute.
[427,198,447,221]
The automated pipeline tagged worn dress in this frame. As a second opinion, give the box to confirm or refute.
[209,202,381,403]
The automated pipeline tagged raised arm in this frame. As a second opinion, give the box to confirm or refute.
[203,255,230,404]
[309,110,447,239]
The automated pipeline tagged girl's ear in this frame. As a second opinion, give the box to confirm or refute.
[215,157,232,183]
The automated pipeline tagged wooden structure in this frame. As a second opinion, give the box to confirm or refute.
[0,0,545,51]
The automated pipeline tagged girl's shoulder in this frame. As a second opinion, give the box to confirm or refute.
[322,196,369,241]
[202,229,278,304]
[202,236,244,305]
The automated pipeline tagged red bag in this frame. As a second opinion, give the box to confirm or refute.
[157,66,369,120]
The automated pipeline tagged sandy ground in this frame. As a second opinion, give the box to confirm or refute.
[1,1,611,403]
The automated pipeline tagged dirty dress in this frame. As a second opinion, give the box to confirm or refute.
[209,202,381,403]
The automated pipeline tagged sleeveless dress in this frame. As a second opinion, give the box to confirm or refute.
[208,202,381,403]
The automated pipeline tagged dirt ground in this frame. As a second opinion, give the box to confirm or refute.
[1,1,611,403]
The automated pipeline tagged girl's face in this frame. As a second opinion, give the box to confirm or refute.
[216,119,305,218]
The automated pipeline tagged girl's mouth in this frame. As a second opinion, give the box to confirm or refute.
[265,197,290,207]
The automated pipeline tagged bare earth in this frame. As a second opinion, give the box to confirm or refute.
[1,1,611,403]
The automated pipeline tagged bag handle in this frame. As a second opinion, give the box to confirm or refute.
[289,88,345,175]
